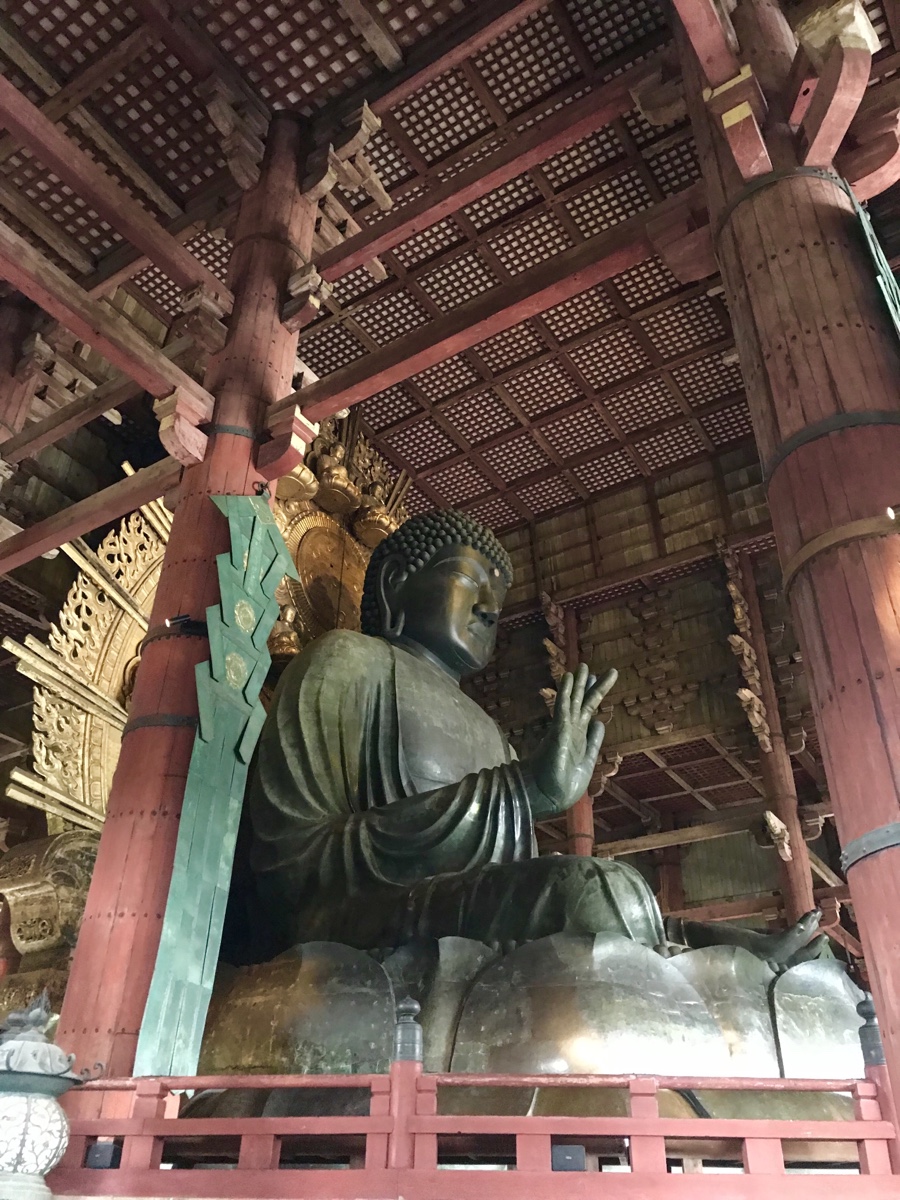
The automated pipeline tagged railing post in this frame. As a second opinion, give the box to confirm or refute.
[118,1079,170,1171]
[388,998,424,1171]
[858,995,900,1174]
[627,1078,667,1174]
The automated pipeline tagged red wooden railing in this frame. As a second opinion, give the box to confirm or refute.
[50,1062,900,1198]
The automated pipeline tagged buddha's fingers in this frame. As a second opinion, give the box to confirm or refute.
[583,668,618,715]
[586,717,606,760]
[570,662,589,712]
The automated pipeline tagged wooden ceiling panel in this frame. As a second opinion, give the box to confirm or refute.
[567,0,668,67]
[700,399,755,449]
[360,383,422,432]
[393,67,496,164]
[416,246,500,310]
[92,44,224,198]
[3,0,140,77]
[1,146,121,259]
[479,429,549,482]
[539,405,613,458]
[465,493,520,529]
[191,0,375,110]
[604,377,681,433]
[471,6,581,117]
[637,294,726,359]
[563,166,653,237]
[571,447,639,492]
[503,357,583,418]
[517,472,579,515]
[428,457,493,506]
[351,286,432,346]
[443,388,519,444]
[567,325,651,389]
[671,351,744,406]
[410,352,482,401]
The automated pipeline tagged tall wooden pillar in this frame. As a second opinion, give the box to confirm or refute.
[564,607,595,855]
[58,113,316,1083]
[679,0,900,1097]
[739,551,815,923]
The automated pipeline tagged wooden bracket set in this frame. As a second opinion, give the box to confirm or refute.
[153,384,215,467]
[255,403,320,480]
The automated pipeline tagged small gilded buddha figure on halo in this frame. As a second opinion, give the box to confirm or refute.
[247,509,825,967]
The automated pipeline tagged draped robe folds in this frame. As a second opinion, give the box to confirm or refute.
[247,629,664,952]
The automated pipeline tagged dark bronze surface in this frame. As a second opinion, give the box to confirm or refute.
[246,512,824,968]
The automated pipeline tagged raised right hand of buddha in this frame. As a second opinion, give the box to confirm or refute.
[526,664,618,815]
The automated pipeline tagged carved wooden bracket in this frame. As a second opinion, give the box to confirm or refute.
[179,284,229,354]
[283,264,335,334]
[153,385,213,466]
[200,77,268,191]
[256,403,320,480]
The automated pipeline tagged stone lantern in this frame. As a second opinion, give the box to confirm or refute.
[0,991,82,1199]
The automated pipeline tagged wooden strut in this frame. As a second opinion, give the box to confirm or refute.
[0,458,183,576]
[0,72,232,308]
[0,221,214,465]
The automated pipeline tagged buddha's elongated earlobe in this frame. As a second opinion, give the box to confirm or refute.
[375,554,407,640]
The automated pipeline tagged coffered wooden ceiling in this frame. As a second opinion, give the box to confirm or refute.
[0,0,896,533]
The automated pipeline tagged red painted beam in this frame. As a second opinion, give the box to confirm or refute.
[269,190,704,447]
[369,0,552,115]
[0,220,212,410]
[0,336,195,466]
[0,72,233,307]
[318,62,657,282]
[801,39,872,168]
[0,457,182,575]
[672,0,740,88]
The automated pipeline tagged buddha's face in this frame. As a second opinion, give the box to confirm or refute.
[380,543,507,677]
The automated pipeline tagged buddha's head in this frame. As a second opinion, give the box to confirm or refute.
[360,510,513,678]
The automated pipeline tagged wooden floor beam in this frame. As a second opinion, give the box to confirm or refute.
[0,458,182,576]
[0,71,232,306]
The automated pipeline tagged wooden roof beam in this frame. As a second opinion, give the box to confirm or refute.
[0,336,195,466]
[338,0,404,71]
[0,26,156,172]
[0,457,182,576]
[357,0,552,118]
[263,184,705,474]
[0,220,213,436]
[0,73,233,310]
[316,62,656,282]
[0,14,181,221]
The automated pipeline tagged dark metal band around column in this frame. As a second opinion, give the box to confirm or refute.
[841,822,900,872]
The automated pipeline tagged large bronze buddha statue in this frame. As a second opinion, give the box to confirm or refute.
[246,510,822,968]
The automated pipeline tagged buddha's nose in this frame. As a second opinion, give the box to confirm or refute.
[473,603,499,628]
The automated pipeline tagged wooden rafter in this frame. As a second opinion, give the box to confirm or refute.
[316,61,659,282]
[337,0,404,70]
[0,72,232,306]
[0,26,157,172]
[0,14,181,220]
[271,185,703,432]
[0,457,182,575]
[0,221,212,414]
